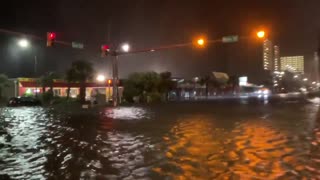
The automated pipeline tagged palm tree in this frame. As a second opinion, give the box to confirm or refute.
[65,68,75,100]
[66,60,94,102]
[159,72,174,100]
[199,75,211,97]
[0,74,9,99]
[38,72,58,94]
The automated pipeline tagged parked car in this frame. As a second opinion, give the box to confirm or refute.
[7,97,42,107]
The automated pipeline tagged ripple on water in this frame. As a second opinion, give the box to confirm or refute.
[104,107,150,120]
[1,104,320,179]
[0,107,50,179]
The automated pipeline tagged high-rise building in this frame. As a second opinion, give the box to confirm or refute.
[273,45,280,71]
[263,39,273,70]
[280,56,304,73]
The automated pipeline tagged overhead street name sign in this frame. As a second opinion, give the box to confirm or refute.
[222,35,239,43]
[72,42,84,49]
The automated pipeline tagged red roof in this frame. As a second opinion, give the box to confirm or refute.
[19,81,119,88]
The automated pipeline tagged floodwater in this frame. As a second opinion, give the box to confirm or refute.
[1,100,320,179]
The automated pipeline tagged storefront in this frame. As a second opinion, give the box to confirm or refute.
[9,78,123,101]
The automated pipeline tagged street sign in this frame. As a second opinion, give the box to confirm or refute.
[222,35,239,43]
[72,42,84,49]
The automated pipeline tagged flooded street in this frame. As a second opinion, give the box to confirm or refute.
[1,101,320,179]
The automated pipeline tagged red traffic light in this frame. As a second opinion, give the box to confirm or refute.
[101,45,110,57]
[49,32,56,39]
[47,32,56,47]
[101,45,110,51]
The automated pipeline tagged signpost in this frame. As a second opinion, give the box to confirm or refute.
[222,35,239,43]
[72,42,84,49]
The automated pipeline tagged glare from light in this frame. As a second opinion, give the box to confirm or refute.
[303,78,308,81]
[18,39,29,48]
[197,38,205,46]
[263,90,269,94]
[96,75,106,82]
[312,81,316,85]
[294,75,298,78]
[121,43,130,52]
[257,31,265,39]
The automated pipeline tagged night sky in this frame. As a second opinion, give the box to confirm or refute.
[1,0,320,82]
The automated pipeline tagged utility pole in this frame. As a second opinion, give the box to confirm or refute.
[34,55,37,76]
[112,55,119,107]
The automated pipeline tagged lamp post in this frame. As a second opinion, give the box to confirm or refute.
[17,39,38,76]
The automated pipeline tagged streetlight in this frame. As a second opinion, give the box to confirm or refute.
[17,39,38,76]
[96,74,106,82]
[121,43,130,52]
[18,39,29,48]
[197,38,205,46]
[257,30,266,39]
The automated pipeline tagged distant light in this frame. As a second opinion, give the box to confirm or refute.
[18,39,29,48]
[294,75,298,78]
[197,38,205,46]
[312,81,316,85]
[263,90,269,94]
[25,88,32,94]
[303,78,308,81]
[96,75,106,82]
[257,31,265,39]
[121,43,130,52]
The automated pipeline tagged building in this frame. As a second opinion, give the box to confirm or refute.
[263,39,273,70]
[2,78,123,101]
[273,45,280,71]
[280,56,304,73]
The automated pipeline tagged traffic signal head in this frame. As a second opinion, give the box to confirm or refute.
[46,32,56,47]
[101,45,110,57]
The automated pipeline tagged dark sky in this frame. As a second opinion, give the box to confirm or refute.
[1,0,320,82]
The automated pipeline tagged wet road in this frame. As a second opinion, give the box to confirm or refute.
[1,100,320,179]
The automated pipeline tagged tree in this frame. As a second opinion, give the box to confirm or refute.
[65,68,76,99]
[228,75,239,92]
[159,72,175,100]
[66,60,94,102]
[0,74,9,99]
[38,72,59,94]
[199,75,211,97]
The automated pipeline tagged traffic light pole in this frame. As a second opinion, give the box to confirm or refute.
[112,55,119,107]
